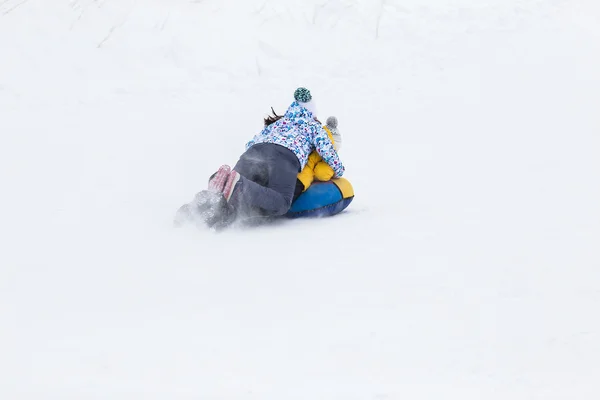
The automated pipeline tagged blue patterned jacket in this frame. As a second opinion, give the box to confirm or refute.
[245,102,345,178]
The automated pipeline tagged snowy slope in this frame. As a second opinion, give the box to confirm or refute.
[1,0,600,399]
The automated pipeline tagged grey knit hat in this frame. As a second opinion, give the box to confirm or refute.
[326,116,342,151]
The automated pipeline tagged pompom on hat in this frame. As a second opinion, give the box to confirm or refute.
[293,87,318,117]
[294,87,312,103]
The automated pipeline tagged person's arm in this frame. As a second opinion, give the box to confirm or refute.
[297,152,319,190]
[312,124,344,178]
[314,161,335,181]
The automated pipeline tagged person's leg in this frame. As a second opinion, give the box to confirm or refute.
[233,177,290,215]
[231,144,300,216]
[292,179,304,203]
[261,146,300,211]
[232,146,269,186]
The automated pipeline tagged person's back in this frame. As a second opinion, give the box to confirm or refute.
[246,88,344,179]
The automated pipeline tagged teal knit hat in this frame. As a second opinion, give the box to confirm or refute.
[293,87,317,116]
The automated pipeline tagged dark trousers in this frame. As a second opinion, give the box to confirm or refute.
[232,143,301,217]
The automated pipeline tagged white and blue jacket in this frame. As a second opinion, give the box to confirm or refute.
[245,101,345,178]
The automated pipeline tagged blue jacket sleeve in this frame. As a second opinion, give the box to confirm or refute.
[312,124,345,178]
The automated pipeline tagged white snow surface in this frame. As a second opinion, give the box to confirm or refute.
[1,0,600,399]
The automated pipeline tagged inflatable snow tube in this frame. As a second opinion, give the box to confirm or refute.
[286,178,354,218]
